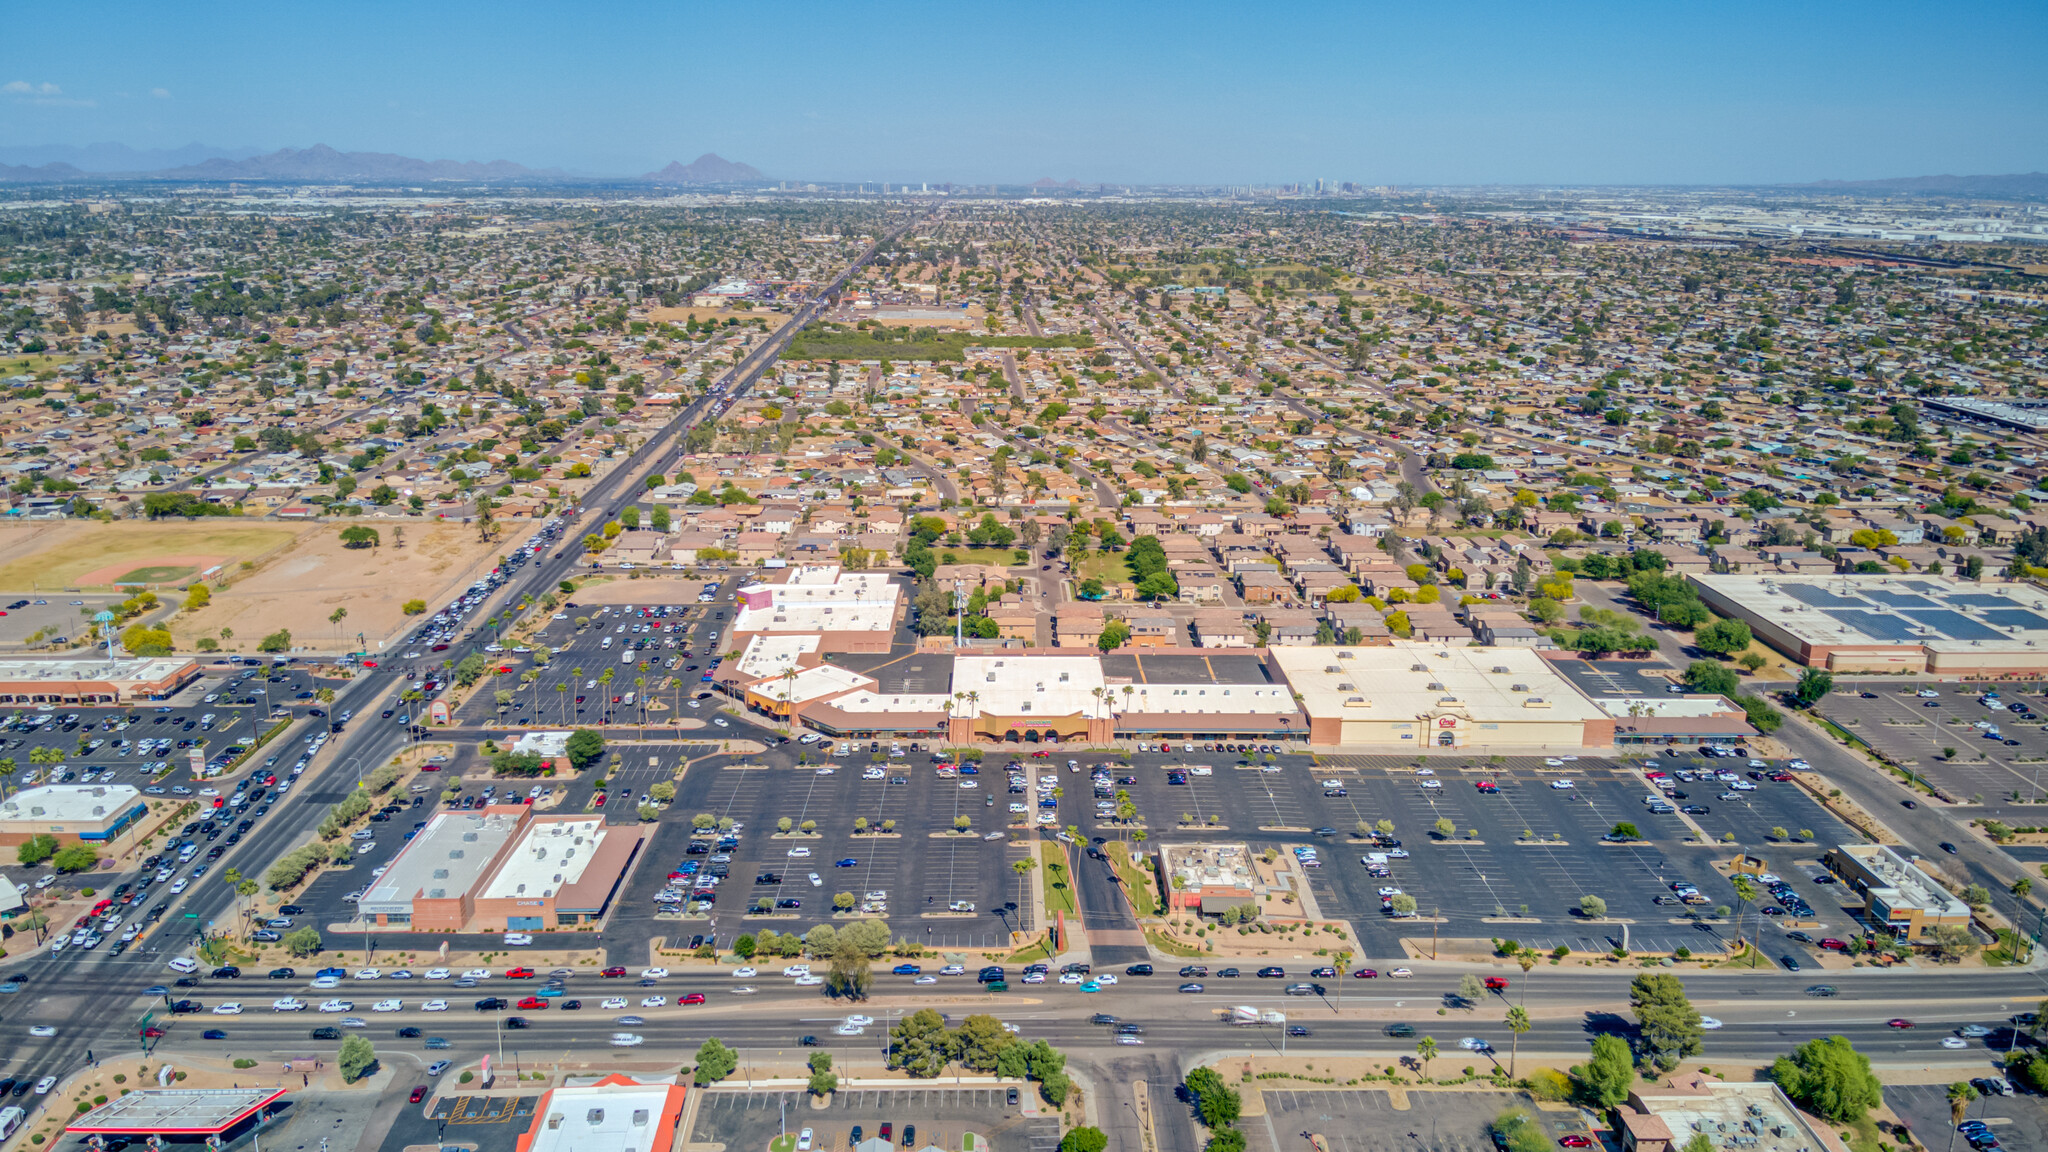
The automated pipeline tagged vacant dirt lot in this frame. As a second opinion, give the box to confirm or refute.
[0,520,301,591]
[169,519,524,655]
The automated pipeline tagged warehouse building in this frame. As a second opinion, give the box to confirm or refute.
[1268,643,1614,750]
[0,783,148,847]
[1689,573,2048,675]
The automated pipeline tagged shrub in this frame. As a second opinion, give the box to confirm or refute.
[233,1059,257,1069]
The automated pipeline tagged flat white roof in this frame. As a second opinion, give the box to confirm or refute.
[1692,573,2048,653]
[480,816,609,901]
[1112,681,1297,716]
[0,656,195,684]
[1270,643,1606,724]
[511,731,572,757]
[732,634,820,678]
[751,664,875,705]
[952,655,1110,719]
[361,808,522,914]
[829,690,955,714]
[1595,696,1738,719]
[527,1080,681,1152]
[734,598,898,634]
[0,783,143,824]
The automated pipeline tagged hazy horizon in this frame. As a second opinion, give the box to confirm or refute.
[3,0,2043,186]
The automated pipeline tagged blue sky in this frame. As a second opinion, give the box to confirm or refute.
[3,0,2042,185]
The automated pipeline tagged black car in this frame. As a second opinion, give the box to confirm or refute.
[1384,1023,1416,1038]
[1125,963,1153,976]
[268,967,297,979]
[474,997,507,1010]
[311,1026,342,1040]
[505,1017,530,1029]
[799,1035,819,1046]
[211,966,240,978]
[398,1027,423,1038]
[1941,842,1959,854]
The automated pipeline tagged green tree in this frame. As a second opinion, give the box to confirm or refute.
[953,1014,1017,1071]
[1506,1005,1532,1077]
[16,833,57,866]
[51,844,98,873]
[1630,972,1704,1070]
[889,1008,952,1078]
[1184,1066,1242,1128]
[257,628,293,653]
[693,1037,738,1086]
[1575,1033,1634,1107]
[338,525,381,549]
[1682,661,1741,697]
[1694,617,1753,658]
[284,926,323,957]
[1579,895,1607,918]
[1770,1036,1883,1123]
[1059,1129,1108,1152]
[1492,1110,1551,1152]
[1416,1035,1439,1078]
[564,728,606,769]
[828,933,872,1000]
[807,1051,837,1097]
[1792,668,1834,709]
[337,1034,377,1083]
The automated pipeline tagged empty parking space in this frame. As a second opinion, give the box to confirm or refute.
[690,1086,1057,1152]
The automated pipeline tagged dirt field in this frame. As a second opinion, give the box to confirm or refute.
[563,573,716,606]
[0,520,301,591]
[170,518,522,655]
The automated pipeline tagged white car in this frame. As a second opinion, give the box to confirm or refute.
[28,1025,55,1037]
[1097,973,1119,986]
[33,1076,55,1094]
[640,996,666,1007]
[1941,1036,1968,1049]
[602,997,628,1010]
[1059,972,1084,984]
[1389,968,1413,978]
[1190,766,1213,776]
[782,964,811,977]
[311,976,342,990]
[794,975,824,986]
[422,1000,449,1012]
[611,1033,644,1047]
[372,999,403,1012]
[1419,780,1442,790]
[1550,780,1575,789]
[836,1022,866,1036]
[318,999,353,1013]
[424,968,451,980]
[732,986,757,995]
[809,873,822,886]
[1699,1016,1723,1030]
[1458,1037,1490,1051]
[272,998,307,1012]
[786,847,811,858]
[213,1003,244,1015]
[354,968,382,980]
[1543,758,1565,767]
[732,967,757,978]
[941,964,965,976]
[169,878,189,894]
[641,967,669,980]
[844,1013,874,1026]
[462,969,491,980]
[913,975,938,985]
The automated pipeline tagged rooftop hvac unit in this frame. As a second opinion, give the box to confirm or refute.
[553,873,563,883]
[92,806,104,816]
[1325,665,1342,674]
[428,888,446,898]
[462,832,478,842]
[1337,651,1355,659]
[1337,683,1356,691]
[1427,682,1445,691]
[1411,664,1428,672]
[433,869,449,879]
[449,849,465,859]
[1492,665,1510,674]
[516,883,526,894]
[1511,683,1530,692]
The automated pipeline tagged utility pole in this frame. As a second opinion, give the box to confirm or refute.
[1431,910,1439,960]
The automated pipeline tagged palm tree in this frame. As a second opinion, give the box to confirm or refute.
[1012,858,1034,925]
[1947,1082,1979,1152]
[555,682,568,724]
[1730,874,1757,953]
[0,756,15,799]
[1416,1036,1438,1079]
[1506,1005,1531,1077]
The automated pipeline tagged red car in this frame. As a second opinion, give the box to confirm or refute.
[1887,1018,1913,1029]
[142,1026,165,1038]
[410,1086,429,1104]
[1474,781,1499,793]
[516,996,548,1010]
[420,763,440,772]
[681,993,706,1005]
[1484,977,1510,991]
[1560,1137,1594,1148]
[602,966,628,978]
[1352,968,1378,979]
[362,660,378,669]
[505,967,536,979]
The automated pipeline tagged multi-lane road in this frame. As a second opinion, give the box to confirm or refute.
[0,212,924,1096]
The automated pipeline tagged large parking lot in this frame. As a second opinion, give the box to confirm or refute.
[1818,682,2048,811]
[1889,1080,2047,1152]
[1252,1089,1578,1152]
[690,1086,1058,1152]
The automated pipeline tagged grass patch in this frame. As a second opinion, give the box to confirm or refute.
[1,354,70,375]
[936,547,1029,568]
[1105,841,1160,917]
[1040,842,1077,916]
[114,565,199,585]
[1005,936,1054,964]
[1069,552,1132,587]
[786,325,1093,363]
[1844,1114,1883,1152]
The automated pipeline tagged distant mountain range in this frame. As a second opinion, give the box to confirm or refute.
[1795,172,2048,198]
[0,142,265,172]
[0,143,772,184]
[644,153,766,183]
